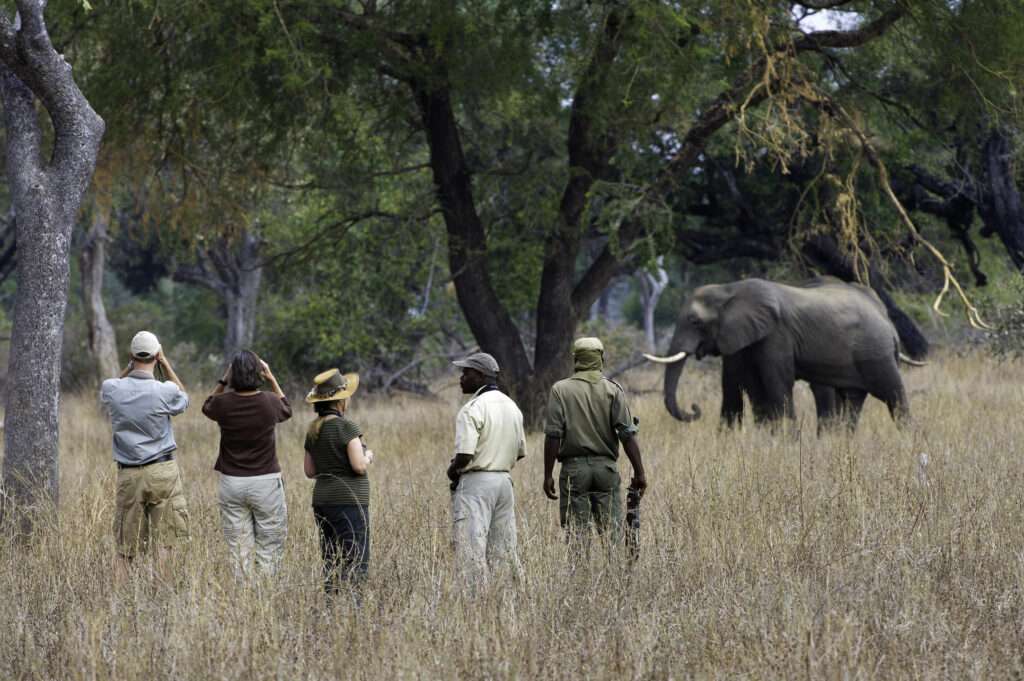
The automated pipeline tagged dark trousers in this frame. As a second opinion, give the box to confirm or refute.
[313,504,369,593]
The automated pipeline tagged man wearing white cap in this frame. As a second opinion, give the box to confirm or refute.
[448,351,526,583]
[100,330,190,565]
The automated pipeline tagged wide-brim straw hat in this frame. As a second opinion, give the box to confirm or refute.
[305,368,360,404]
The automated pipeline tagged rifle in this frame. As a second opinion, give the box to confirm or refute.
[625,480,641,563]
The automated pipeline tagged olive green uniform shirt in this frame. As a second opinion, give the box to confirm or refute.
[305,416,369,506]
[543,369,638,460]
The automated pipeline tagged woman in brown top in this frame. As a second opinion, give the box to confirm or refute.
[202,350,292,578]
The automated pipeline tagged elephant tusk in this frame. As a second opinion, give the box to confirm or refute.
[643,351,688,364]
[899,352,927,367]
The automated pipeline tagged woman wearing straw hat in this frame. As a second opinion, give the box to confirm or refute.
[303,369,375,593]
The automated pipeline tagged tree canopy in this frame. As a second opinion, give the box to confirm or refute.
[3,0,1018,411]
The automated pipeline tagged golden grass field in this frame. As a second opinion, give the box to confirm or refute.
[2,353,1024,680]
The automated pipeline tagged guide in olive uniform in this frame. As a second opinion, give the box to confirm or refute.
[543,337,647,541]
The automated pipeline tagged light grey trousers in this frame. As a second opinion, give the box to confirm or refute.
[219,475,288,578]
[451,471,521,583]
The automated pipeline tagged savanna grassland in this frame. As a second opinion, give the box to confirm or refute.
[2,353,1024,680]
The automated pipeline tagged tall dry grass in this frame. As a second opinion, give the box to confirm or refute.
[2,353,1024,680]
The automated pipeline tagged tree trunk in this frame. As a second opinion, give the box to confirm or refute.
[79,209,119,382]
[979,128,1024,271]
[0,3,106,530]
[223,231,262,359]
[173,229,264,363]
[411,78,536,412]
[637,258,669,352]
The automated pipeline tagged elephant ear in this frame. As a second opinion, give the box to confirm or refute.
[716,284,781,355]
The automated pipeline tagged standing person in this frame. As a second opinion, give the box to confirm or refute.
[542,337,647,545]
[100,330,190,567]
[303,369,375,593]
[447,352,526,584]
[202,350,292,578]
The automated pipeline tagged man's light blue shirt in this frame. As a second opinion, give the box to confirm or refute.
[100,371,189,465]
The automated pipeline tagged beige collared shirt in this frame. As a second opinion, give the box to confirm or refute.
[454,386,526,473]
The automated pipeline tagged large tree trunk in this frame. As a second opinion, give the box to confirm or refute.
[79,209,119,382]
[412,81,534,408]
[174,229,264,362]
[0,2,105,530]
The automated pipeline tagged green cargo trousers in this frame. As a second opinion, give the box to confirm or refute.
[558,456,622,541]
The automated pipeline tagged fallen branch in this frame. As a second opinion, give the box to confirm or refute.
[606,354,648,381]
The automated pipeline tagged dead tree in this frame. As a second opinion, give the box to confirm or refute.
[79,208,119,382]
[636,257,669,352]
[0,1,105,529]
[174,229,263,362]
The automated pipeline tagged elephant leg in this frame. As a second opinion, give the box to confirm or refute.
[810,383,839,434]
[752,338,795,424]
[720,355,745,428]
[835,388,867,431]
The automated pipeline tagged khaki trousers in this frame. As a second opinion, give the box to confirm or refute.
[114,459,190,558]
[451,471,521,583]
[219,475,288,578]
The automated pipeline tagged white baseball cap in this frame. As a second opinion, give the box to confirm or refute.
[130,331,161,359]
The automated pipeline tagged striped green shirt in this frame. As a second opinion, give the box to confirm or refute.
[305,416,369,506]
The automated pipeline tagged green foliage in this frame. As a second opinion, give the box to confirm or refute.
[26,0,1024,392]
[258,209,462,379]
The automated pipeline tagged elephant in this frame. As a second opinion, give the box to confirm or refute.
[644,277,919,430]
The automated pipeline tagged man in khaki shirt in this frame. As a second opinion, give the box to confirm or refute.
[448,352,526,582]
[543,337,646,544]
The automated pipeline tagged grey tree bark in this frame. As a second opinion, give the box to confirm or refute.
[0,1,105,529]
[79,209,119,382]
[174,230,263,362]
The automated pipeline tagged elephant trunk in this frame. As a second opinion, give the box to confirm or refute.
[662,354,701,422]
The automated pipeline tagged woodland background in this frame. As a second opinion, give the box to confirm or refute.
[0,0,1018,402]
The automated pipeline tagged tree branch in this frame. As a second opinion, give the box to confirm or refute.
[572,6,907,312]
[0,1,104,191]
[794,0,859,11]
[793,6,906,50]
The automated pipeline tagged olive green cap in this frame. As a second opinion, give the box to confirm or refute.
[572,337,604,354]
